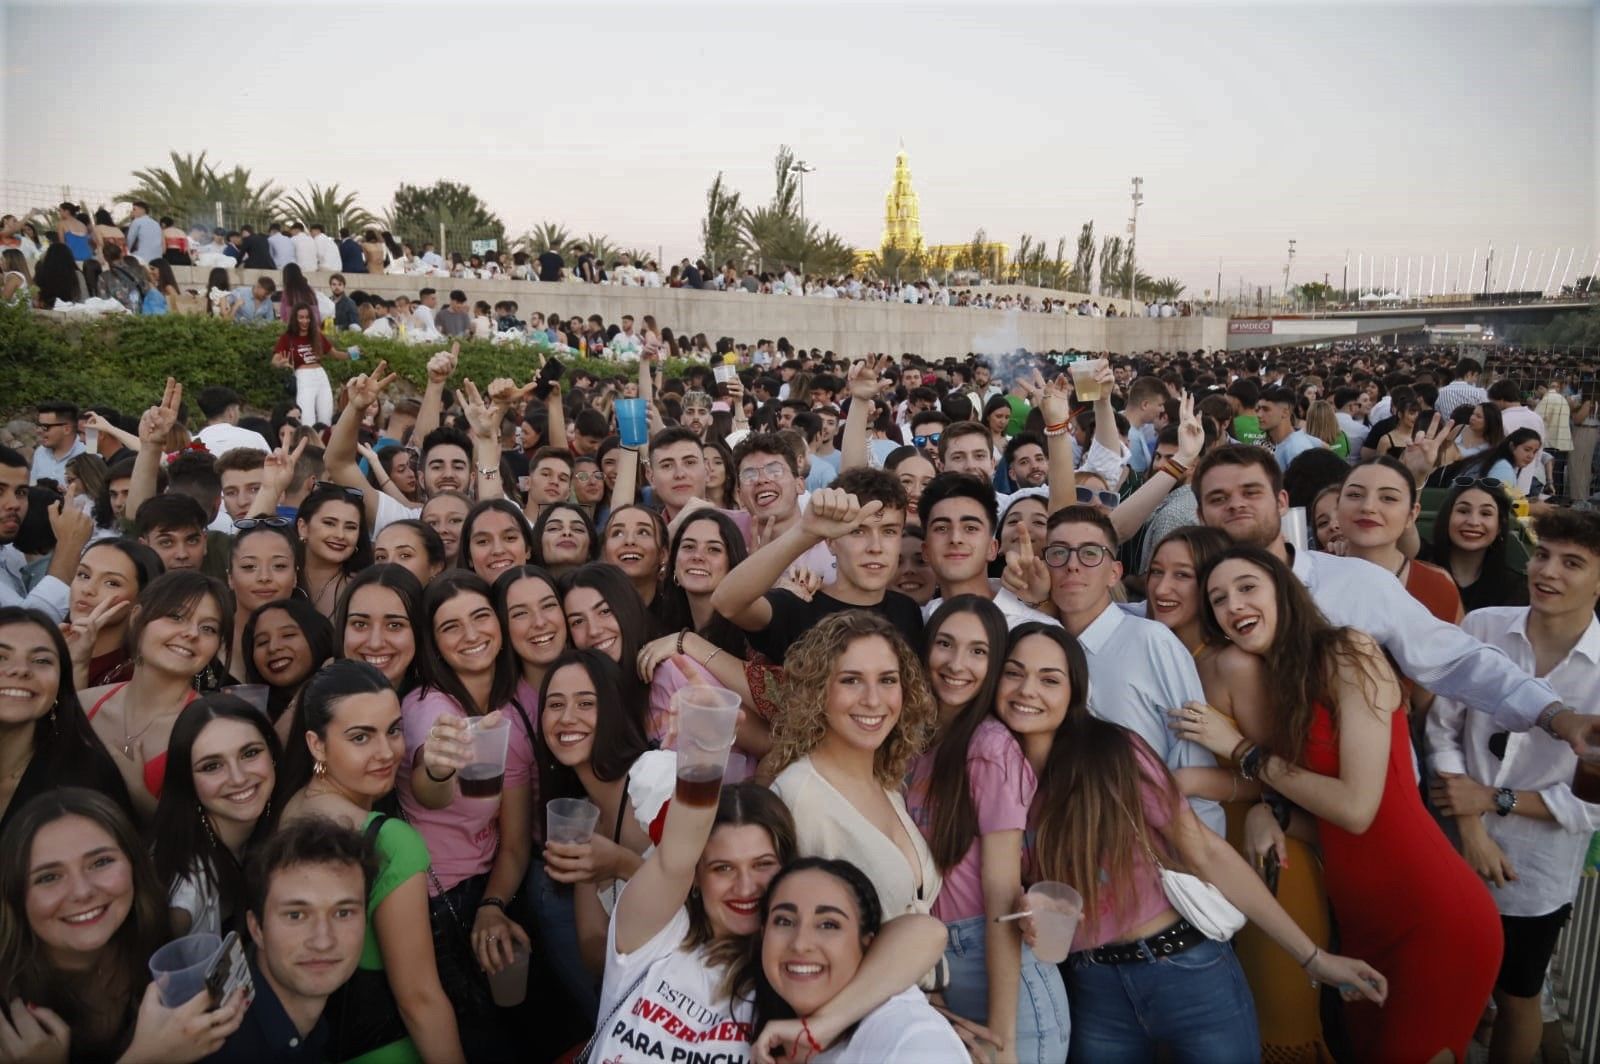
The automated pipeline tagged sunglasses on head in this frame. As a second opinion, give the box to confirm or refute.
[315,481,365,499]
[234,515,293,531]
[1452,477,1503,492]
[1076,486,1120,509]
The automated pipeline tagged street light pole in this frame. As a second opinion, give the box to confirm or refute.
[1126,176,1143,307]
[1282,239,1296,309]
[790,161,815,276]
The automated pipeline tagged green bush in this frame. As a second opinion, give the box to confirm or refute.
[0,304,698,418]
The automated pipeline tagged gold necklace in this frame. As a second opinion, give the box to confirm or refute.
[119,702,173,761]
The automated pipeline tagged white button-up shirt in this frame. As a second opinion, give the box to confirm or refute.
[1427,607,1600,916]
[0,544,68,620]
[1292,548,1560,731]
[1074,601,1224,834]
[922,583,1057,631]
[30,440,84,486]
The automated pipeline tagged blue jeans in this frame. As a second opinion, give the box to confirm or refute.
[942,914,1070,1063]
[526,861,599,1019]
[1065,937,1260,1063]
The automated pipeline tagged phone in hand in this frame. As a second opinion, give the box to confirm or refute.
[204,931,255,1012]
[534,357,566,401]
[1261,849,1281,896]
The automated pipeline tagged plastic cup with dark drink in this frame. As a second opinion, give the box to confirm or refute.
[458,715,511,799]
[222,685,270,717]
[615,398,649,447]
[672,685,742,807]
[488,942,530,1007]
[546,797,601,844]
[149,932,222,1006]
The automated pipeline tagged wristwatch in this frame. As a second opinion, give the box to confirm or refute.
[1494,787,1518,817]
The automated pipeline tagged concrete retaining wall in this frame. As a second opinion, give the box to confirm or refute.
[172,266,1224,356]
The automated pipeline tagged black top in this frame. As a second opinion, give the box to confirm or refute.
[203,956,329,1064]
[537,251,564,282]
[0,733,134,839]
[747,589,925,664]
[240,234,275,269]
[332,296,359,331]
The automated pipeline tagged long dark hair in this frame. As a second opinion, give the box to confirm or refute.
[529,502,597,569]
[1004,622,1167,938]
[276,660,397,805]
[296,485,373,580]
[660,509,749,656]
[684,783,798,965]
[921,595,1009,872]
[557,562,662,715]
[1447,426,1540,483]
[332,564,426,694]
[1197,545,1389,764]
[0,608,134,820]
[491,564,565,682]
[417,569,517,715]
[702,437,737,507]
[744,857,883,1026]
[0,788,168,1048]
[280,262,316,318]
[1429,478,1519,596]
[533,649,650,807]
[241,597,335,722]
[150,695,285,932]
[127,570,232,685]
[455,498,533,576]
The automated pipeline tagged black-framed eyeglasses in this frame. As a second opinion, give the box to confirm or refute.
[315,481,365,499]
[1076,486,1120,510]
[1042,543,1111,568]
[913,432,943,448]
[234,515,293,531]
[36,421,67,431]
[1452,476,1504,492]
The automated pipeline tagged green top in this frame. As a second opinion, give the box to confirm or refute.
[1231,414,1267,448]
[345,812,429,1064]
[1005,395,1031,436]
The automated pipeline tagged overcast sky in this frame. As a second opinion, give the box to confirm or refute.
[3,0,1595,295]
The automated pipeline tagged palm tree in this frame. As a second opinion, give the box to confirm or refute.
[580,233,621,268]
[119,150,282,230]
[1149,276,1188,301]
[1013,235,1034,285]
[280,183,378,234]
[866,244,920,284]
[516,221,574,257]
[1072,222,1096,295]
[701,172,744,269]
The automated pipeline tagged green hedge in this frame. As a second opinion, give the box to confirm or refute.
[0,304,697,418]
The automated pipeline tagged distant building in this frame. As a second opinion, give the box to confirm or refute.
[855,147,1009,281]
[883,147,923,252]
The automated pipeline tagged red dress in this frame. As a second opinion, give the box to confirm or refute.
[1304,703,1501,1062]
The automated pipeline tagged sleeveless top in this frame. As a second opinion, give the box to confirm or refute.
[86,682,199,799]
[62,229,92,262]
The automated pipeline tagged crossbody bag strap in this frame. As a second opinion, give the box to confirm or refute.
[575,959,658,1064]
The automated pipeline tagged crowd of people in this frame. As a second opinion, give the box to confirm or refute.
[2,203,1207,320]
[3,316,1600,1064]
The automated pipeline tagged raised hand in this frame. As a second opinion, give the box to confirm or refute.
[1400,417,1451,484]
[61,597,131,679]
[799,488,880,541]
[137,377,183,447]
[1001,522,1051,606]
[260,436,309,500]
[1175,391,1204,464]
[1037,371,1073,426]
[846,356,887,402]
[46,500,92,561]
[458,378,501,442]
[426,342,460,385]
[422,713,478,781]
[346,360,398,412]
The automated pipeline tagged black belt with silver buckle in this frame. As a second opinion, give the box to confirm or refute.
[1069,918,1207,967]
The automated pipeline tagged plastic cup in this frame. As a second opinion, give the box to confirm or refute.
[1071,359,1105,402]
[1280,506,1309,554]
[458,716,511,800]
[149,932,222,1006]
[1024,881,1083,964]
[615,398,649,447]
[546,797,601,844]
[222,685,270,716]
[488,942,530,1007]
[672,685,741,808]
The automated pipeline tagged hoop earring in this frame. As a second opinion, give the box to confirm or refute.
[313,760,327,779]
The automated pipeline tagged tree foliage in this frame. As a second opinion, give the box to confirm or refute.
[383,180,506,254]
[280,183,378,235]
[701,173,744,269]
[514,221,574,257]
[1073,222,1096,295]
[119,151,283,230]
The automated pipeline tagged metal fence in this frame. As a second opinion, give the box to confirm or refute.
[1552,868,1599,1058]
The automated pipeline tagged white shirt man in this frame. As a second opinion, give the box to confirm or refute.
[313,230,341,272]
[268,228,295,268]
[290,228,317,272]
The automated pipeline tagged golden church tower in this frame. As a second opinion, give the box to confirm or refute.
[882,147,923,252]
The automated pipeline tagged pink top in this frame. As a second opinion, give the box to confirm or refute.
[398,687,535,894]
[1047,737,1180,952]
[649,656,753,782]
[925,718,1036,923]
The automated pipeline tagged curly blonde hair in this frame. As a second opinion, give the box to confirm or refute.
[761,611,936,787]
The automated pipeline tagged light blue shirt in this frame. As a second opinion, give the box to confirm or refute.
[227,286,275,322]
[1074,600,1224,834]
[268,233,294,268]
[1272,429,1326,472]
[0,544,68,621]
[125,215,162,263]
[30,439,84,487]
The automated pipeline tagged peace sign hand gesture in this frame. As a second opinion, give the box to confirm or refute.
[1175,391,1204,465]
[138,378,183,447]
[1400,417,1451,485]
[346,360,398,412]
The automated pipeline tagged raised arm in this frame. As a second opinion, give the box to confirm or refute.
[325,362,399,527]
[127,378,182,520]
[456,379,506,503]
[612,767,724,955]
[544,383,568,452]
[710,489,874,630]
[840,356,887,473]
[1039,373,1076,514]
[412,343,459,445]
[1110,392,1202,543]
